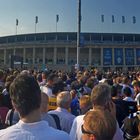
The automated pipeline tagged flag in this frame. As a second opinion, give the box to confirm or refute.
[16,19,18,26]
[35,16,38,24]
[56,14,59,23]
[101,15,104,23]
[122,16,125,23]
[132,16,136,24]
[112,15,115,23]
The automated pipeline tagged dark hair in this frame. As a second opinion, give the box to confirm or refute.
[111,86,118,97]
[10,74,41,117]
[123,87,132,97]
[47,73,56,81]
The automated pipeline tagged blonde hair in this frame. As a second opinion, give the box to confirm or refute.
[57,91,71,109]
[79,95,92,114]
[91,83,111,106]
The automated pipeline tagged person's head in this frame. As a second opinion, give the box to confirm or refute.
[122,76,131,85]
[133,81,140,94]
[5,75,15,92]
[82,110,116,140]
[10,74,41,118]
[47,73,57,86]
[79,95,92,114]
[56,91,71,109]
[40,92,49,113]
[52,80,66,96]
[91,83,111,107]
[42,71,50,80]
[111,85,123,99]
[123,87,132,97]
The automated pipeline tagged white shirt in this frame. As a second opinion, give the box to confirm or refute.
[123,97,134,102]
[70,115,124,140]
[40,86,53,97]
[0,120,70,140]
[48,107,75,133]
[135,93,140,105]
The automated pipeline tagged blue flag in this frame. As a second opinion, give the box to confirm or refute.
[16,19,18,26]
[56,15,59,23]
[35,16,38,24]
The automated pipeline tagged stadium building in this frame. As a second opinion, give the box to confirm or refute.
[0,32,140,71]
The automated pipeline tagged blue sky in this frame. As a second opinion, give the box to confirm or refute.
[0,0,139,36]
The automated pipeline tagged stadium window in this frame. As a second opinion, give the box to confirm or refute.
[0,37,7,44]
[68,33,77,41]
[57,33,67,41]
[8,36,15,43]
[35,34,45,41]
[17,35,26,42]
[46,34,55,41]
[26,34,35,42]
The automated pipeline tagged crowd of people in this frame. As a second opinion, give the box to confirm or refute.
[0,68,139,140]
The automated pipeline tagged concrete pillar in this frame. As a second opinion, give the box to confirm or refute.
[112,35,114,42]
[133,35,135,42]
[33,47,35,65]
[123,48,125,66]
[54,47,57,65]
[23,48,26,63]
[134,47,136,65]
[13,48,16,56]
[89,47,92,65]
[101,35,103,42]
[101,47,103,67]
[4,49,6,65]
[43,47,45,65]
[65,47,68,65]
[112,48,114,66]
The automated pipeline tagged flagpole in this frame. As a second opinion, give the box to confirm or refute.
[35,23,36,33]
[56,20,57,32]
[76,0,81,71]
[16,25,17,35]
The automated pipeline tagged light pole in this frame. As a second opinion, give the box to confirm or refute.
[76,0,81,71]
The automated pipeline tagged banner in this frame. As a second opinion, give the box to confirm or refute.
[114,48,123,65]
[136,48,140,65]
[103,48,112,65]
[125,48,134,65]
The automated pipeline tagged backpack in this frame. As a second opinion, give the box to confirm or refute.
[49,114,61,130]
[122,113,140,140]
[9,109,14,126]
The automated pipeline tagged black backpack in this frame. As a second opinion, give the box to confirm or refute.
[122,114,140,140]
[49,114,61,130]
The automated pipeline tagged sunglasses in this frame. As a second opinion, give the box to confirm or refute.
[81,124,96,136]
